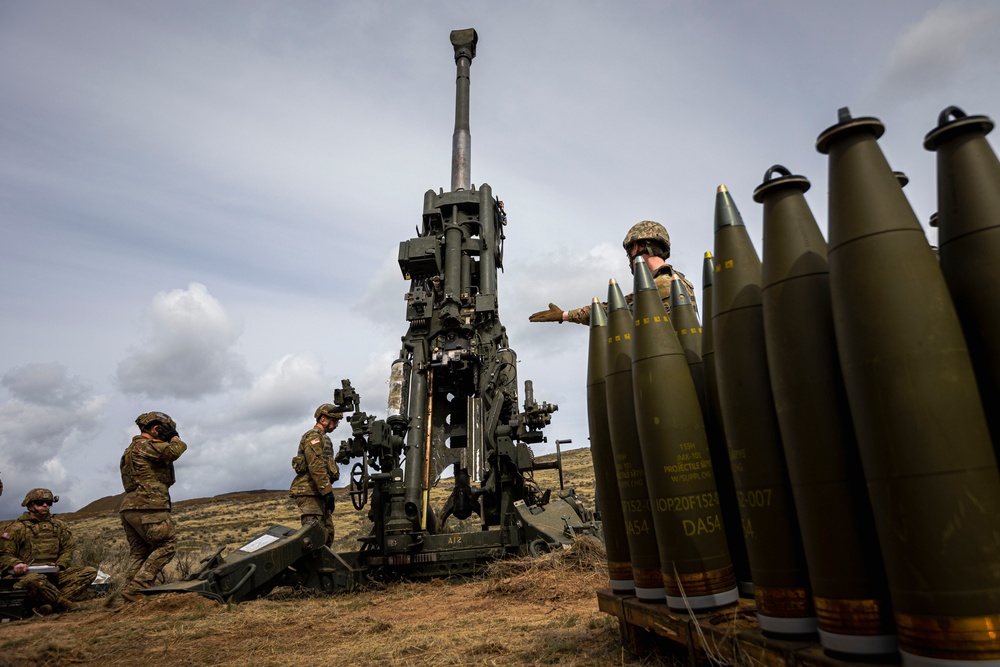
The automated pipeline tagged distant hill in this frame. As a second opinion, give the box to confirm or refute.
[74,493,124,514]
[59,445,597,583]
[70,446,594,519]
[70,489,291,518]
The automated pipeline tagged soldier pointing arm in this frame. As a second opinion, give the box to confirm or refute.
[529,221,697,325]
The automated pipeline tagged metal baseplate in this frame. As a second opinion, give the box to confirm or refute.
[140,488,598,604]
[141,523,366,603]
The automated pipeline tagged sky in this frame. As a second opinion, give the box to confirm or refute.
[2,1,999,518]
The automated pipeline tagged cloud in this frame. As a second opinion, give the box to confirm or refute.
[216,352,333,427]
[354,247,410,330]
[3,1,996,517]
[0,363,108,511]
[117,283,249,399]
[136,352,347,498]
[2,362,94,407]
[870,4,1000,106]
[502,243,621,351]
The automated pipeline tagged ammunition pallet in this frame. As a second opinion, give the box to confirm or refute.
[597,590,900,667]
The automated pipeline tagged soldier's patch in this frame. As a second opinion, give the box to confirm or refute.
[311,439,320,444]
[0,532,10,540]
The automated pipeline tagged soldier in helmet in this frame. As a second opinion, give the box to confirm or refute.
[118,411,187,601]
[0,488,97,614]
[529,220,696,325]
[289,404,342,547]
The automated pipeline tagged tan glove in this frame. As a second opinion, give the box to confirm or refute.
[529,303,565,323]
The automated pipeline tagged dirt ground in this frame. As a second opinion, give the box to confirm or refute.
[0,543,673,667]
[0,449,675,666]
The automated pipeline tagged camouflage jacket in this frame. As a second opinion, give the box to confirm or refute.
[565,264,697,325]
[0,513,74,571]
[289,426,339,498]
[119,434,187,512]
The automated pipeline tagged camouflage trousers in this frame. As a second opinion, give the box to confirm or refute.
[120,510,177,590]
[9,565,97,610]
[294,495,335,547]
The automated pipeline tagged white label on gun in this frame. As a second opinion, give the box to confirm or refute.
[236,534,280,553]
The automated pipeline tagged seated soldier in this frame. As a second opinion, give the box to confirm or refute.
[0,488,97,614]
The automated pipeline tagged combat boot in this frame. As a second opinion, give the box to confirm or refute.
[120,587,142,603]
[34,604,54,616]
[56,597,78,612]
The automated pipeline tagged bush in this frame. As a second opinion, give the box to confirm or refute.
[73,531,130,577]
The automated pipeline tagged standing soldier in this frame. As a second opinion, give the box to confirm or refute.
[289,404,342,547]
[529,221,697,324]
[118,411,187,601]
[0,488,97,614]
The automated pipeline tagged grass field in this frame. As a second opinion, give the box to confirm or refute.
[0,447,677,666]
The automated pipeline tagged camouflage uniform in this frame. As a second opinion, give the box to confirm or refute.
[564,264,697,325]
[0,497,96,612]
[290,425,339,546]
[119,432,187,592]
[533,221,696,326]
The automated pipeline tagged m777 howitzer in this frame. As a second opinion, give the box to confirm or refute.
[139,28,597,604]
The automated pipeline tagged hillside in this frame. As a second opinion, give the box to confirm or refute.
[72,489,290,516]
[0,447,674,667]
[58,445,599,570]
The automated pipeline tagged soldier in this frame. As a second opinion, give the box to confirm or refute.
[289,404,342,547]
[0,488,97,614]
[118,411,187,601]
[529,221,697,325]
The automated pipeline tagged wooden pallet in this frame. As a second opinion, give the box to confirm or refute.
[596,590,900,666]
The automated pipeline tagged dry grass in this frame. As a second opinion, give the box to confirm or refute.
[0,555,648,667]
[1,448,677,666]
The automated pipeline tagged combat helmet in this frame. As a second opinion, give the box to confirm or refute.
[315,404,344,420]
[622,220,671,260]
[22,488,58,507]
[135,411,177,431]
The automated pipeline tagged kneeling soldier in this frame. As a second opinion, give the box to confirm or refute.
[119,411,187,601]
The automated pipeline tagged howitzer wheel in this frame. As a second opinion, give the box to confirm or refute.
[349,462,368,510]
[528,538,552,557]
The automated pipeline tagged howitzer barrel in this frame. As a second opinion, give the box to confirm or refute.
[450,29,477,192]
